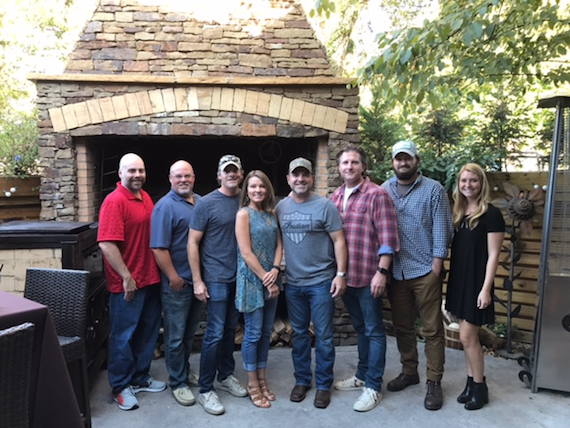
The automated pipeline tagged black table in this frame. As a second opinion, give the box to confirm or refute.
[0,291,83,428]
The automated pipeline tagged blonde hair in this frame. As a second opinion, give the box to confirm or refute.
[239,170,275,212]
[452,163,491,230]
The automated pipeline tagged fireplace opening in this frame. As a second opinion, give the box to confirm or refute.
[82,135,319,206]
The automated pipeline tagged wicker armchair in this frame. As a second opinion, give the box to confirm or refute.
[25,267,92,428]
[0,322,35,428]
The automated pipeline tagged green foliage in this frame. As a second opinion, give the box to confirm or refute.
[0,109,39,178]
[358,96,405,182]
[416,108,466,157]
[489,322,507,339]
[478,101,522,171]
[311,0,337,18]
[417,139,500,191]
[0,0,78,111]
[358,0,570,115]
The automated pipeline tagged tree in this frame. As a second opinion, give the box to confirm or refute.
[312,0,570,114]
[359,94,405,181]
[417,107,465,157]
[0,0,76,110]
[359,0,570,114]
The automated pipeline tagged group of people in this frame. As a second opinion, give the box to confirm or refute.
[96,140,504,416]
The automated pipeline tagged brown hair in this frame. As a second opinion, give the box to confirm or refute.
[337,144,368,172]
[239,170,276,212]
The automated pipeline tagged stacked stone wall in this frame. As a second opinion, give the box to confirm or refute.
[66,0,334,78]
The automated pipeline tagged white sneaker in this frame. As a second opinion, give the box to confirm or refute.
[353,387,382,412]
[198,391,225,415]
[173,385,195,406]
[218,374,247,397]
[188,370,200,387]
[114,386,139,411]
[334,375,366,391]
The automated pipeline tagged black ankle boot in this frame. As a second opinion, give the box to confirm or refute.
[464,380,489,410]
[457,376,473,403]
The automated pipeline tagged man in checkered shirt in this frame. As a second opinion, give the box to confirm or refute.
[330,144,400,412]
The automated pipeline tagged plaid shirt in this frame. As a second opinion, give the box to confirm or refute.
[381,173,453,281]
[330,177,400,288]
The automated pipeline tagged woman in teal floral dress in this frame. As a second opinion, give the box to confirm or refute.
[235,170,282,408]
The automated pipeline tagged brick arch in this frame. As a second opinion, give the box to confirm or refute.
[48,87,349,134]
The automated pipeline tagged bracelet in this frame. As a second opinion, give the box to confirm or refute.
[272,265,281,272]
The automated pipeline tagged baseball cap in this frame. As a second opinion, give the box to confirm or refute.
[288,157,313,174]
[392,140,418,159]
[218,154,242,172]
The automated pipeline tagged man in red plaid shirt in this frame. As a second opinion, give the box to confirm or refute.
[330,144,400,412]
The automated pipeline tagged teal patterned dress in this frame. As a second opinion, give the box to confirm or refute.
[236,207,278,313]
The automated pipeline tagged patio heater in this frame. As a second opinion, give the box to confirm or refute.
[521,94,570,393]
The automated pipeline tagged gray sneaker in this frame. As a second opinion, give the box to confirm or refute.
[114,386,139,411]
[131,376,167,394]
[198,391,225,415]
[218,374,247,397]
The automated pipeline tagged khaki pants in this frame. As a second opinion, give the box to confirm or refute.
[389,271,445,382]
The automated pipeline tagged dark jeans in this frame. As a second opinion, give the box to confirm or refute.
[108,284,162,395]
[342,286,387,391]
[162,285,203,389]
[285,281,335,391]
[198,282,240,393]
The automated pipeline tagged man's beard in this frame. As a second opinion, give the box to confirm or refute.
[394,166,417,181]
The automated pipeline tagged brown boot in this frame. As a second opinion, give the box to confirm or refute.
[386,373,420,392]
[424,380,443,410]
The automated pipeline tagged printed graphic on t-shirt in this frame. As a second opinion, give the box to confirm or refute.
[280,211,311,244]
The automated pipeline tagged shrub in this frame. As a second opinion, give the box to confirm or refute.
[0,109,39,178]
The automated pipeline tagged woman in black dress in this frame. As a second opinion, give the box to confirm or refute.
[446,163,505,410]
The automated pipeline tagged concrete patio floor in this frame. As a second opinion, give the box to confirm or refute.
[90,336,570,428]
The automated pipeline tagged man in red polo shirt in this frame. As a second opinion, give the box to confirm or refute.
[98,153,166,411]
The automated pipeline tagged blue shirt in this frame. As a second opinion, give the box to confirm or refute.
[190,189,240,283]
[150,189,201,291]
[381,173,453,281]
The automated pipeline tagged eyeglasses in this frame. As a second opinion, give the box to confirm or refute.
[171,174,195,181]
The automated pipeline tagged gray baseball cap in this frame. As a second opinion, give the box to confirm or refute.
[392,140,418,158]
[288,157,313,173]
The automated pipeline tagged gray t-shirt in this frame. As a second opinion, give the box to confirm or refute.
[276,193,343,286]
[190,189,239,283]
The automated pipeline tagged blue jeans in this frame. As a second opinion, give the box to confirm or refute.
[242,297,278,372]
[108,284,162,395]
[199,282,240,393]
[285,281,335,390]
[342,286,387,391]
[162,285,203,389]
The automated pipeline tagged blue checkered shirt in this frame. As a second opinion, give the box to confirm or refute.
[381,173,453,281]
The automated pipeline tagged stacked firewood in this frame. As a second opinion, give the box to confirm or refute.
[234,317,314,347]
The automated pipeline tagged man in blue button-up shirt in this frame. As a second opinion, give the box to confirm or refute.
[381,141,453,411]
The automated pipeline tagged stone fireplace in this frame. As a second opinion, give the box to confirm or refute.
[28,0,360,346]
[30,0,359,223]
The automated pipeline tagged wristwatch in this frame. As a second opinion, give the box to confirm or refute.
[377,267,389,276]
[336,271,347,279]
